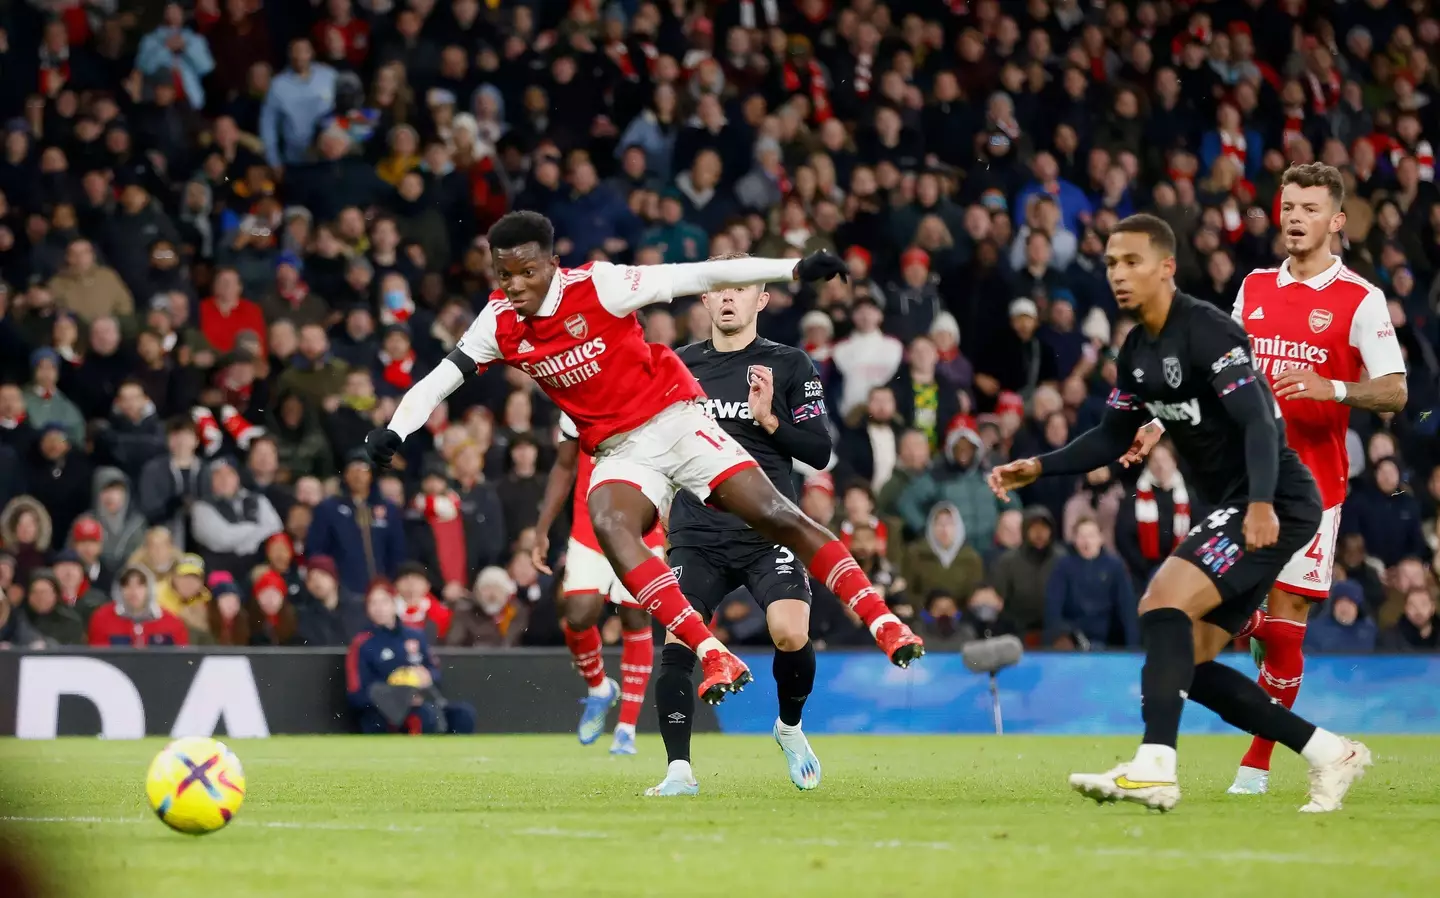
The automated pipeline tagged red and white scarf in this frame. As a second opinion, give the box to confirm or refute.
[1218,129,1246,168]
[380,350,416,391]
[1391,140,1436,182]
[1135,470,1190,561]
[1282,109,1306,149]
[783,59,832,123]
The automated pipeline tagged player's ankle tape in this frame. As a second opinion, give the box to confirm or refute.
[661,643,697,673]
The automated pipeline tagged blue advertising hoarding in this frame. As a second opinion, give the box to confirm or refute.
[714,652,1440,735]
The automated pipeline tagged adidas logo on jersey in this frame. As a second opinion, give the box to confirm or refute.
[1248,307,1265,320]
[517,339,535,354]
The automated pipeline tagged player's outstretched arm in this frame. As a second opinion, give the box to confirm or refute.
[1035,397,1150,477]
[364,358,466,467]
[532,438,580,575]
[595,253,848,316]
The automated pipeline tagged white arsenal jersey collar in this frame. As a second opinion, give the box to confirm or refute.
[1275,255,1343,290]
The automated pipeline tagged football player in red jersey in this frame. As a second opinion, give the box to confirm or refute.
[366,212,924,708]
[537,413,662,755]
[1125,164,1406,795]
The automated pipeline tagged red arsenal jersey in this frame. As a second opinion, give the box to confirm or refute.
[454,262,705,455]
[559,413,665,552]
[1232,257,1405,508]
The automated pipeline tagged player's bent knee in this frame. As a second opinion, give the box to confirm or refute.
[561,593,604,630]
[767,601,811,651]
[1138,557,1221,618]
[1267,588,1311,622]
[660,642,696,673]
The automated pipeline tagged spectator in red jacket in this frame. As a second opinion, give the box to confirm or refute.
[394,561,451,641]
[86,564,190,647]
[199,267,267,356]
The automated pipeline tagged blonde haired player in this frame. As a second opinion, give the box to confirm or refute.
[1126,163,1406,795]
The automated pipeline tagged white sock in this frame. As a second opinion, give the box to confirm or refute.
[867,612,900,637]
[697,637,726,657]
[587,680,612,698]
[1131,744,1178,780]
[1300,728,1345,767]
[614,722,635,738]
[775,718,803,738]
[667,759,694,782]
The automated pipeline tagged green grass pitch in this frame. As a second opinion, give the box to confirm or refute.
[2,735,1438,897]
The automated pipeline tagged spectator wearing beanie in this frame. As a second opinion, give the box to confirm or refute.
[882,248,943,344]
[23,348,85,444]
[248,568,301,646]
[295,555,364,646]
[832,295,904,418]
[307,449,405,595]
[204,575,249,646]
[51,548,107,623]
[1306,582,1377,654]
[990,506,1066,634]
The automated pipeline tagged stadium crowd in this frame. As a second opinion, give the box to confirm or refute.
[0,0,1438,658]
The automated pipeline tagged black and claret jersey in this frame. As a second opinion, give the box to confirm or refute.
[1108,291,1316,509]
[669,337,833,547]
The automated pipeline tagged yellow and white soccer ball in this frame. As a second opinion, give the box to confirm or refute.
[145,737,246,835]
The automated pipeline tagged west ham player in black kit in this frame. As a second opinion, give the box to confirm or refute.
[989,215,1371,813]
[648,257,836,797]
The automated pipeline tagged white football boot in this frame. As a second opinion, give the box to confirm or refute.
[1069,762,1181,812]
[1300,738,1372,813]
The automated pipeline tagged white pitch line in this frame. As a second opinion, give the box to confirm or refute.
[0,816,1396,867]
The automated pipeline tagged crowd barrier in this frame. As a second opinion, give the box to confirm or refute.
[1,649,1436,738]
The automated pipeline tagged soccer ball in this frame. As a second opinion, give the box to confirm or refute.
[145,737,246,835]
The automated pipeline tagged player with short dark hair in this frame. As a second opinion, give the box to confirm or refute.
[367,211,924,709]
[647,256,835,796]
[988,213,1370,814]
[1122,164,1406,795]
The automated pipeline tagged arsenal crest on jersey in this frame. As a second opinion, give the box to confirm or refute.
[1309,308,1333,334]
[1163,356,1183,388]
[564,314,589,340]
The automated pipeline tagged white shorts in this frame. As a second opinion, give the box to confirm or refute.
[562,539,663,607]
[1275,504,1341,600]
[589,401,758,522]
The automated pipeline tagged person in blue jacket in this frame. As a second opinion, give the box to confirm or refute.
[306,448,406,594]
[346,579,475,735]
[1305,581,1377,654]
[1043,517,1139,648]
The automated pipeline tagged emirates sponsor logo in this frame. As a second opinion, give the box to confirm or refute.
[1309,308,1334,333]
[1249,335,1331,366]
[517,337,608,389]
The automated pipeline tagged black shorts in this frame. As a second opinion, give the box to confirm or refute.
[668,539,812,618]
[1177,498,1323,635]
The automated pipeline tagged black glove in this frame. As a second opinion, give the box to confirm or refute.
[794,251,849,284]
[365,428,402,468]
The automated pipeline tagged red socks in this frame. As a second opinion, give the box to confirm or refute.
[618,627,654,726]
[808,540,894,630]
[620,556,715,651]
[562,621,606,689]
[1240,616,1307,771]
